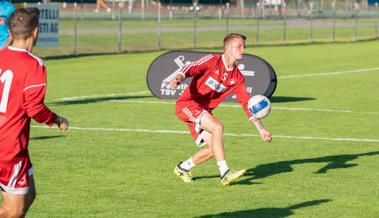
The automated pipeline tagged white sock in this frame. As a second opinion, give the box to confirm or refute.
[179,157,196,171]
[217,160,229,177]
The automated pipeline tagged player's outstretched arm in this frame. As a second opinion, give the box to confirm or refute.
[252,118,272,142]
[170,73,185,89]
[55,115,69,131]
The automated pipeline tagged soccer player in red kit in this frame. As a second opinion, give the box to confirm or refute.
[170,33,272,186]
[0,8,69,217]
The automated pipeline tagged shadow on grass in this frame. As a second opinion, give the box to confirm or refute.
[193,151,379,185]
[30,135,64,140]
[196,199,331,218]
[270,96,316,103]
[51,95,154,106]
[236,151,379,185]
[192,174,262,185]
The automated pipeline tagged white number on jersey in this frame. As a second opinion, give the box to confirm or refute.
[0,69,13,113]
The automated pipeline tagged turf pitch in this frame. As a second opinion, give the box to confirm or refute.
[20,40,379,217]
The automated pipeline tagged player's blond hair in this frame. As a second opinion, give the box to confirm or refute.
[9,8,39,39]
[223,33,246,48]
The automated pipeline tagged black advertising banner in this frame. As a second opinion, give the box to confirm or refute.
[146,51,277,101]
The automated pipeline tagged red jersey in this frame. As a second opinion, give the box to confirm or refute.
[0,46,57,163]
[177,54,253,120]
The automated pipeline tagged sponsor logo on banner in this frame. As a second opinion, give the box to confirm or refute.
[146,51,277,101]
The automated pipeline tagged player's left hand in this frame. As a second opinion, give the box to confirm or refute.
[56,115,69,131]
[259,129,272,142]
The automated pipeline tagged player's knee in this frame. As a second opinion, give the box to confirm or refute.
[205,148,214,158]
[206,151,214,159]
[213,122,224,135]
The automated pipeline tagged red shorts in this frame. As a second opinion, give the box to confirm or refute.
[176,101,210,147]
[0,155,33,195]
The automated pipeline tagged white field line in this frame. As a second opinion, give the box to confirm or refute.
[271,106,379,114]
[60,91,150,101]
[279,67,379,79]
[31,125,379,143]
[57,95,379,115]
[107,99,379,115]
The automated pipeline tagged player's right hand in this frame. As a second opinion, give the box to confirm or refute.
[170,74,184,89]
[56,116,69,131]
[259,129,272,142]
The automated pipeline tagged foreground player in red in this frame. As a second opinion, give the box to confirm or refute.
[0,8,69,217]
[170,33,272,186]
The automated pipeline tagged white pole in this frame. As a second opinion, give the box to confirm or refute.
[283,0,287,43]
[193,2,198,48]
[112,0,116,20]
[141,0,145,21]
[332,1,336,42]
[219,4,222,19]
[118,2,123,53]
[309,1,314,42]
[353,3,357,41]
[256,2,260,44]
[73,2,78,55]
[157,2,161,50]
[169,5,173,19]
[128,0,133,13]
[375,3,378,38]
[240,0,245,18]
[80,0,84,20]
[226,2,230,34]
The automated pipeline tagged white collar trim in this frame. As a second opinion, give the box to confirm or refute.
[8,46,28,52]
[222,55,234,71]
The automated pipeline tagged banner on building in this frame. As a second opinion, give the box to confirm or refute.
[28,4,59,47]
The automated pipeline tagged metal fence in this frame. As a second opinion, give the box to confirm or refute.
[31,1,379,57]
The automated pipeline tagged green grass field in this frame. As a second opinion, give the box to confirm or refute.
[19,40,379,217]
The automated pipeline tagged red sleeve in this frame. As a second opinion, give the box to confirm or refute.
[21,61,57,126]
[180,54,214,78]
[233,74,254,121]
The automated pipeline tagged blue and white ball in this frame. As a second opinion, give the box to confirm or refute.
[247,95,271,119]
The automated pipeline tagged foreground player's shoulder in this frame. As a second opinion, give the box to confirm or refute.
[23,53,47,85]
[23,53,47,91]
[26,52,44,67]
